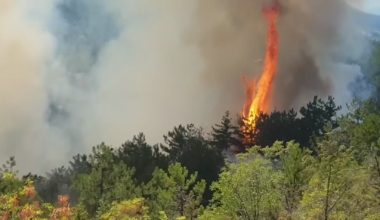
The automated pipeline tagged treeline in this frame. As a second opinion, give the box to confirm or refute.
[3,95,380,219]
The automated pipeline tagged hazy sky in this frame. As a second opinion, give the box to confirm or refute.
[365,1,380,14]
[349,0,380,14]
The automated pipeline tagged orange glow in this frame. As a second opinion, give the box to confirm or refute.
[242,4,279,131]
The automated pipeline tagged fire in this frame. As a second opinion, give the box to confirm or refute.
[242,4,280,131]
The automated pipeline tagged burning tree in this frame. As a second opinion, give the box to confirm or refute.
[242,2,280,145]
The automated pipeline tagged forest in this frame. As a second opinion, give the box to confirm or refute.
[0,3,380,220]
[0,97,380,219]
[0,41,380,219]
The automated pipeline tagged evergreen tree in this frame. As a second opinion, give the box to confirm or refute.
[73,143,140,216]
[210,111,240,152]
[253,110,299,147]
[118,133,168,183]
[239,96,341,150]
[162,124,224,203]
[298,96,341,148]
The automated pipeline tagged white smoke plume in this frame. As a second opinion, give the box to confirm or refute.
[0,0,69,172]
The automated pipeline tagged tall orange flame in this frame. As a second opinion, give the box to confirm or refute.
[242,4,279,131]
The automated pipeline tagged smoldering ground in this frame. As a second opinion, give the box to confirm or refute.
[0,0,371,173]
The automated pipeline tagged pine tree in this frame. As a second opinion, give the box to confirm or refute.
[210,111,240,152]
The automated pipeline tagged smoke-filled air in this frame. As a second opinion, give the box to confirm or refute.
[0,0,369,172]
[1,0,380,219]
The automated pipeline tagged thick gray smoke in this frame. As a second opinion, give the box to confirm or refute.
[0,0,371,173]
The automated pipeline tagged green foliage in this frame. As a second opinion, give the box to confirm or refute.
[163,124,224,203]
[5,96,380,219]
[262,141,315,217]
[118,133,168,183]
[99,198,150,220]
[211,111,240,152]
[299,96,341,136]
[352,113,380,152]
[144,163,206,219]
[71,204,90,219]
[36,154,91,205]
[361,42,380,99]
[69,154,92,175]
[73,143,140,216]
[0,172,24,195]
[251,110,299,147]
[297,132,378,219]
[199,208,233,220]
[207,149,283,220]
[243,96,341,149]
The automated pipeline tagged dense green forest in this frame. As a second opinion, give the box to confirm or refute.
[1,44,380,219]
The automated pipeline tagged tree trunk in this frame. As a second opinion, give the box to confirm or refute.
[324,165,332,220]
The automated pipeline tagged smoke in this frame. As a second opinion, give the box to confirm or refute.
[45,0,119,155]
[192,0,368,110]
[0,0,120,173]
[0,0,371,173]
[0,0,65,172]
[82,1,207,148]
